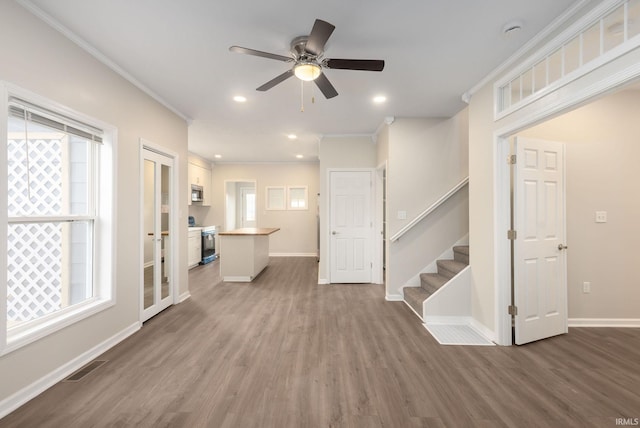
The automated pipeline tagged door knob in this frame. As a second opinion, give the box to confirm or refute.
[557,244,568,250]
[332,231,338,235]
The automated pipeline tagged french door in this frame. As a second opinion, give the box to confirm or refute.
[142,148,174,322]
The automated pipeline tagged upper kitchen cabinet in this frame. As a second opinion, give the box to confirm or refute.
[188,158,212,206]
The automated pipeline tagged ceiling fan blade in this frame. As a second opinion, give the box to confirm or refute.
[325,58,385,71]
[305,19,335,56]
[229,46,292,62]
[256,69,295,91]
[314,73,338,99]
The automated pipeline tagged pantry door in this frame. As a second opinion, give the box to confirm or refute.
[329,170,373,283]
[141,147,175,322]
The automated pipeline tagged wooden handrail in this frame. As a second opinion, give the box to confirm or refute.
[390,176,469,242]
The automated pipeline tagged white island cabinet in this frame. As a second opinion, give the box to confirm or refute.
[218,228,280,282]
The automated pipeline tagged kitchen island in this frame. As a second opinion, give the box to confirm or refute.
[218,227,280,282]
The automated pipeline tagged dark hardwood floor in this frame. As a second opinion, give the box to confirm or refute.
[2,257,639,427]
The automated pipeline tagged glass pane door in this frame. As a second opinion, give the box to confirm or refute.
[142,149,173,322]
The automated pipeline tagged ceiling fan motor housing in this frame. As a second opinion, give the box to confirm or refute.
[291,35,316,59]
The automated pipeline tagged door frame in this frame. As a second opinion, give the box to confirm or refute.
[139,139,180,323]
[493,71,640,345]
[374,162,387,285]
[326,168,377,284]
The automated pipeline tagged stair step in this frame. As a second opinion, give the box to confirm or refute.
[437,259,467,279]
[419,273,449,295]
[453,245,469,264]
[403,287,429,318]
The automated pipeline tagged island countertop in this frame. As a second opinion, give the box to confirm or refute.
[219,227,280,236]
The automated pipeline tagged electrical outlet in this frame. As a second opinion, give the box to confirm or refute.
[397,210,407,220]
[595,211,607,223]
[583,281,591,293]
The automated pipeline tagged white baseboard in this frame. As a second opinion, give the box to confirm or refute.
[223,276,252,282]
[568,318,640,328]
[385,293,403,302]
[469,317,497,343]
[269,253,318,257]
[423,316,471,325]
[0,322,140,419]
[318,278,329,285]
[178,291,191,303]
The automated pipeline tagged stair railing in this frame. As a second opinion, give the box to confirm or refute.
[390,176,469,242]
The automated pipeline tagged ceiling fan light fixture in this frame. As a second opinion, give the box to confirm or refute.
[294,62,321,81]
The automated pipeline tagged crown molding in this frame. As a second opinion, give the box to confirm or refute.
[16,0,190,122]
[461,0,591,103]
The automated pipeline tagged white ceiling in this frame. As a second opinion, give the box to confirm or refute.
[22,0,579,163]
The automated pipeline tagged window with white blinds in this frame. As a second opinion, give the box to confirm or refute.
[2,86,115,354]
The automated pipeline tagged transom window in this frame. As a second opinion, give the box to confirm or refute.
[496,0,640,117]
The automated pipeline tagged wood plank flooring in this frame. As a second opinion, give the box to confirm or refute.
[2,257,639,427]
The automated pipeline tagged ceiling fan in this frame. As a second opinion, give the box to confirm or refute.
[229,19,385,99]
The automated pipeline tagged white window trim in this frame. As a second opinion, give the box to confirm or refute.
[0,82,117,356]
[265,186,286,210]
[287,185,309,210]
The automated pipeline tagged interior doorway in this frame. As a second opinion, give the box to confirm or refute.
[495,78,640,345]
[224,180,257,230]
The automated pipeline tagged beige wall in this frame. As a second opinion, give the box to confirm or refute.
[318,136,378,282]
[0,2,188,403]
[385,112,469,297]
[210,163,320,255]
[376,124,389,164]
[519,89,640,319]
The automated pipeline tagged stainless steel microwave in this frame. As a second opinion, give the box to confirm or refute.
[191,184,203,202]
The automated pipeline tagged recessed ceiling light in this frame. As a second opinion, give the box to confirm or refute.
[288,134,298,140]
[373,95,387,104]
[233,95,247,103]
[214,154,222,159]
[296,154,304,159]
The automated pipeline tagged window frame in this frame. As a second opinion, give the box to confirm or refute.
[0,82,116,356]
[287,185,309,210]
[265,186,286,210]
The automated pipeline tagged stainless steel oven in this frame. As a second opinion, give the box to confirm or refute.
[201,226,217,264]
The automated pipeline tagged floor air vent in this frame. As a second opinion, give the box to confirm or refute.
[64,360,108,382]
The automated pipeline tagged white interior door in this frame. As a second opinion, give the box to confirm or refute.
[513,137,568,345]
[330,170,373,283]
[142,148,174,322]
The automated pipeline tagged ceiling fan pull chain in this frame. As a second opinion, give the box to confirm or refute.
[312,82,315,104]
[300,79,304,112]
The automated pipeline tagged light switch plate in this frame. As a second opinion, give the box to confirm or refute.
[397,210,407,220]
[595,211,607,223]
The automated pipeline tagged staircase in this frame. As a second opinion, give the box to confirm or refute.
[403,245,469,319]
